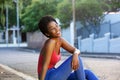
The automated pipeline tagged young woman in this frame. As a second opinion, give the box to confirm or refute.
[38,15,99,80]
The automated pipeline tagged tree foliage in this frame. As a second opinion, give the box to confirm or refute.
[56,0,72,28]
[0,0,119,32]
[0,0,23,30]
[21,0,60,32]
[76,0,110,34]
[104,0,120,12]
[57,0,110,36]
[0,0,13,29]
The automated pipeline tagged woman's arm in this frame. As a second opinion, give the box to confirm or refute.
[60,37,76,54]
[61,37,80,54]
[61,37,80,70]
[39,39,56,80]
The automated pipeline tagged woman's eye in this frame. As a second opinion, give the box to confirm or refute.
[50,28,55,31]
[56,24,59,27]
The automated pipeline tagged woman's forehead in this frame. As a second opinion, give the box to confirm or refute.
[47,21,56,28]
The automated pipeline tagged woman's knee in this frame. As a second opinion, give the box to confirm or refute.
[85,69,92,75]
[84,69,99,80]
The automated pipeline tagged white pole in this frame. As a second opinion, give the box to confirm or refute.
[16,0,20,47]
[6,4,8,47]
[70,22,74,46]
[13,26,16,44]
[72,0,76,46]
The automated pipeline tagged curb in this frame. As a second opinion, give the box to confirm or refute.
[62,53,120,60]
[6,47,120,60]
[80,54,120,60]
[0,64,37,80]
[17,48,40,53]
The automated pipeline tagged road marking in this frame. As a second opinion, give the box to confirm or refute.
[0,63,38,80]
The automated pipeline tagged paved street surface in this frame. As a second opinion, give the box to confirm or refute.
[0,66,25,80]
[0,48,120,80]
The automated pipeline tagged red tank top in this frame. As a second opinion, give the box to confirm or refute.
[37,50,61,74]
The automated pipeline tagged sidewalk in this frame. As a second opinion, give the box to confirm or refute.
[0,63,36,80]
[0,47,120,80]
[0,65,24,80]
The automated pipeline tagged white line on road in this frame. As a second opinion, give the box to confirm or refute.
[0,63,37,80]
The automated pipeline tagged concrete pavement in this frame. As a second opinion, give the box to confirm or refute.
[0,48,120,80]
[0,65,25,80]
[0,48,38,80]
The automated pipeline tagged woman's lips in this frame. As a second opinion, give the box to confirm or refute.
[57,31,61,36]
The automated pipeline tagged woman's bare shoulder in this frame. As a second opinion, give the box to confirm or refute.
[59,37,64,42]
[44,38,56,47]
[41,39,56,55]
[60,37,67,44]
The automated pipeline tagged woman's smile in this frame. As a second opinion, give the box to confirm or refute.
[47,21,61,37]
[56,31,61,36]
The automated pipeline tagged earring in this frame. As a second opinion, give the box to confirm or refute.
[45,33,50,37]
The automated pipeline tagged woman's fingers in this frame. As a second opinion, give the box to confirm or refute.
[72,62,79,70]
[71,54,80,70]
[73,65,77,70]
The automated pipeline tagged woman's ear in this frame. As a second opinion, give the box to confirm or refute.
[45,33,50,37]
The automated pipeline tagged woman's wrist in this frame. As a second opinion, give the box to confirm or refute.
[73,48,80,55]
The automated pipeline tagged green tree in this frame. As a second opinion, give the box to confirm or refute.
[0,0,23,30]
[57,0,110,36]
[76,0,110,36]
[9,0,24,27]
[104,0,120,12]
[0,0,13,30]
[56,0,72,28]
[21,0,60,32]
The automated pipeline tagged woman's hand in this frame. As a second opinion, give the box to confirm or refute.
[71,54,79,70]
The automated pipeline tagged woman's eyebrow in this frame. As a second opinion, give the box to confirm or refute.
[48,26,54,30]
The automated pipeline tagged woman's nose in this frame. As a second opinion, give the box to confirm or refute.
[57,26,61,31]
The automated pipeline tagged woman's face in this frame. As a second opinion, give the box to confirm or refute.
[46,21,61,38]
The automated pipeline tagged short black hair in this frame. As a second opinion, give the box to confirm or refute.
[38,15,57,37]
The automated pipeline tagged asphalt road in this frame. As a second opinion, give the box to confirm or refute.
[0,48,120,80]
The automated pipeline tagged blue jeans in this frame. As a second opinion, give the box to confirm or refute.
[39,56,99,80]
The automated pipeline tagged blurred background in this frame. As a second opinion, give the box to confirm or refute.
[0,0,120,54]
[0,0,120,80]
